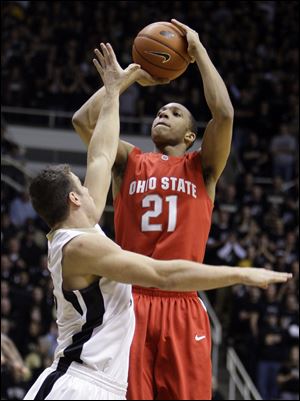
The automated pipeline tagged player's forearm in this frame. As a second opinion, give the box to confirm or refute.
[157,260,291,291]
[157,260,242,291]
[87,92,120,165]
[195,46,233,118]
[72,76,137,146]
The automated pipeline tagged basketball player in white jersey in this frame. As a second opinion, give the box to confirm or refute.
[23,43,292,400]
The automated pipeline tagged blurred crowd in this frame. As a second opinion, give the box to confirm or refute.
[1,1,299,400]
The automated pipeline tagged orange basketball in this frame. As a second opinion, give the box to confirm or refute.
[132,21,190,80]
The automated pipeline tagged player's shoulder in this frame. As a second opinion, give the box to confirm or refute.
[184,149,202,165]
[63,232,95,255]
[63,231,118,264]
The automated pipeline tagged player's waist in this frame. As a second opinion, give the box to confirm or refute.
[132,285,198,298]
[51,358,127,396]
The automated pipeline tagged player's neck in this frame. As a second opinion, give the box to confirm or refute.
[154,144,186,157]
[55,211,95,230]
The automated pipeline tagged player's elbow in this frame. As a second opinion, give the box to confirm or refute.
[217,105,234,120]
[226,106,234,119]
[155,275,169,290]
[72,112,82,129]
[152,264,176,291]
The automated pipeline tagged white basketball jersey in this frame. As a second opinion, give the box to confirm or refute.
[46,224,135,388]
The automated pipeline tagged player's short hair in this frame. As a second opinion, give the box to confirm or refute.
[29,164,78,228]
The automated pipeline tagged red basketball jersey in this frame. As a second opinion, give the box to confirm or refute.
[114,148,213,262]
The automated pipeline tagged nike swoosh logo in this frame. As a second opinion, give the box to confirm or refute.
[195,335,206,341]
[144,50,171,63]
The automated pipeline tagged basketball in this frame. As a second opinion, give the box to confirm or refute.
[132,21,190,80]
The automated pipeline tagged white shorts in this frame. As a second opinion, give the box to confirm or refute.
[23,361,127,400]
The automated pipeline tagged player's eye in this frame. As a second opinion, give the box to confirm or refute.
[173,111,181,117]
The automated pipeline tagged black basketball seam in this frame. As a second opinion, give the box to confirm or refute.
[133,44,186,72]
[136,34,189,64]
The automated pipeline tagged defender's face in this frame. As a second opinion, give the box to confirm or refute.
[151,103,191,146]
[70,173,96,214]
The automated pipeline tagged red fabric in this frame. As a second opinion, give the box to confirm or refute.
[114,148,214,399]
[127,288,212,400]
[114,148,213,263]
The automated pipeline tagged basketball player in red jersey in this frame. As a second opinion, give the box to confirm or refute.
[72,19,233,400]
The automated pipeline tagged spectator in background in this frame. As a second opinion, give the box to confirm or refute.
[205,209,232,265]
[239,131,270,176]
[235,206,252,236]
[20,230,43,268]
[280,293,299,348]
[246,185,266,221]
[261,284,281,316]
[257,311,286,400]
[1,255,14,282]
[217,184,240,217]
[277,345,299,400]
[9,191,37,227]
[217,232,247,266]
[229,286,262,380]
[1,212,18,244]
[271,123,297,182]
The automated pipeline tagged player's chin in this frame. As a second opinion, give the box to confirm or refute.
[151,131,169,145]
[151,125,171,139]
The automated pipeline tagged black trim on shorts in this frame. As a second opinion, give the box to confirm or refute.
[33,357,71,400]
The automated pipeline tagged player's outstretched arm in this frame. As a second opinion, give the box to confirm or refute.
[63,233,292,292]
[84,43,140,219]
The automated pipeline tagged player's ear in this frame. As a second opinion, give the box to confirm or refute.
[184,131,196,147]
[69,191,81,206]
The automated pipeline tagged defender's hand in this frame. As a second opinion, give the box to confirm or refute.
[135,69,170,87]
[93,43,140,94]
[241,268,292,289]
[171,19,202,62]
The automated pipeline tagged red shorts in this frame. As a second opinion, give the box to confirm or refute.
[127,287,212,400]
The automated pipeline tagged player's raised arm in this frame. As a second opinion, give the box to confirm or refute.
[63,233,292,292]
[84,43,140,220]
[171,19,234,200]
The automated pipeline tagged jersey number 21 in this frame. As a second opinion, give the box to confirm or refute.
[141,194,178,232]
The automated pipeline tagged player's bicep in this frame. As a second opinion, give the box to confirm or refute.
[63,234,164,288]
[99,250,164,288]
[63,234,121,278]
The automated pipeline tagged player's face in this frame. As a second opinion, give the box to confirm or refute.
[151,103,191,146]
[70,173,97,217]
